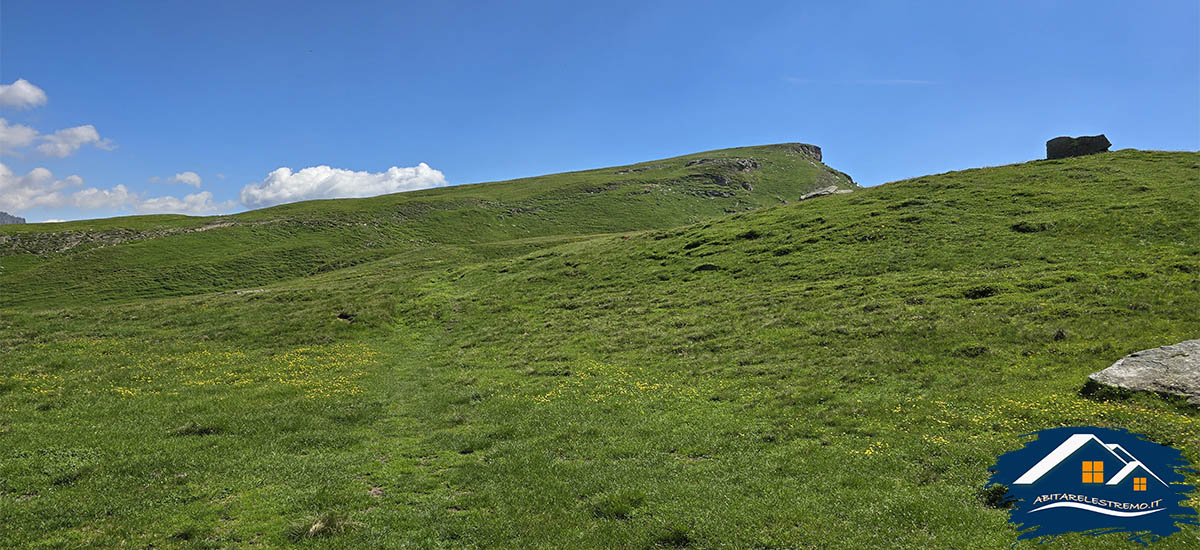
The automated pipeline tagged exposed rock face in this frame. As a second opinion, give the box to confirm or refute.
[799,185,853,201]
[0,219,252,254]
[785,143,822,161]
[684,158,760,172]
[0,211,26,224]
[1046,135,1111,159]
[1088,340,1200,405]
[613,164,664,174]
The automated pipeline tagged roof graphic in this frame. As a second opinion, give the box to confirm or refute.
[1012,433,1167,487]
[1105,443,1135,463]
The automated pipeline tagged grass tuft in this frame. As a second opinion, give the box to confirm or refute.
[652,525,694,548]
[285,511,356,541]
[589,489,647,520]
[170,421,221,436]
[978,483,1015,509]
[1011,221,1053,233]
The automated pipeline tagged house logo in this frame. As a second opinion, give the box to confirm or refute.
[988,426,1198,545]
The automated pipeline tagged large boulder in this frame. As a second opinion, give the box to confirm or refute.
[1087,339,1200,405]
[1046,134,1111,159]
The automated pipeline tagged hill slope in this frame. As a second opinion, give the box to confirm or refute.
[0,148,1197,549]
[0,143,852,308]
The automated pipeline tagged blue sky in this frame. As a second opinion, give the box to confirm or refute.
[1,1,1197,222]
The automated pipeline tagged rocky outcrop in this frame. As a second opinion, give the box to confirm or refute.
[0,219,249,254]
[783,143,822,162]
[799,186,853,201]
[613,164,664,174]
[1046,135,1111,159]
[1087,339,1200,405]
[0,211,25,225]
[684,158,760,172]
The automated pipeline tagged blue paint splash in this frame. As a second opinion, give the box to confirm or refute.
[988,426,1198,546]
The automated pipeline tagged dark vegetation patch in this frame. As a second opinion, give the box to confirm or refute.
[652,525,695,548]
[170,422,222,436]
[953,345,990,358]
[1011,221,1053,233]
[978,484,1015,509]
[962,285,1000,299]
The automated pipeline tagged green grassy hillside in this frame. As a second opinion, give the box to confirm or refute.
[0,143,851,309]
[1,148,1197,549]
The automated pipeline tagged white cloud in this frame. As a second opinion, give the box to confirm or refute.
[0,164,85,211]
[215,173,226,180]
[135,191,228,214]
[169,171,202,187]
[1,119,115,158]
[0,162,234,216]
[0,118,39,155]
[239,162,448,208]
[36,125,116,158]
[151,171,203,187]
[0,79,48,110]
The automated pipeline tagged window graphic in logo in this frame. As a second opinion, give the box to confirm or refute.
[989,426,1198,545]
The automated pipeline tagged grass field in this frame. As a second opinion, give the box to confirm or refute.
[1,146,1197,548]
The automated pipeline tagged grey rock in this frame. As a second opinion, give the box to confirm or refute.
[1088,339,1200,404]
[783,143,822,161]
[613,163,664,174]
[0,211,26,224]
[799,186,853,201]
[1046,134,1111,159]
[684,157,760,172]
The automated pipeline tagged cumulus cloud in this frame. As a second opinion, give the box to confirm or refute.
[171,171,202,186]
[135,191,228,214]
[0,162,234,216]
[0,79,48,109]
[36,125,116,158]
[0,118,40,155]
[0,163,88,211]
[0,120,115,158]
[151,171,203,187]
[239,162,448,208]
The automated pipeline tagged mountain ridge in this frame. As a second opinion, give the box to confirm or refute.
[0,142,855,307]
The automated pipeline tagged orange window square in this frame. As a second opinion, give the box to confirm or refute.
[1082,461,1104,483]
[1134,477,1147,491]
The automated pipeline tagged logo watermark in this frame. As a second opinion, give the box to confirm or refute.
[988,426,1198,545]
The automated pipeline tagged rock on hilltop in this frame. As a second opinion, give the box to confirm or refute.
[1046,135,1111,159]
[0,211,26,225]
